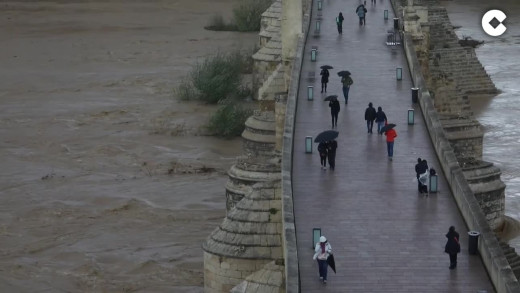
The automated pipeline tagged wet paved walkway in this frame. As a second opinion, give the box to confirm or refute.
[292,0,496,292]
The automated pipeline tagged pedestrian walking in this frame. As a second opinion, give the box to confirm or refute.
[318,141,328,170]
[336,12,344,34]
[327,140,337,170]
[444,226,461,269]
[375,106,387,135]
[415,158,429,194]
[320,68,330,93]
[313,235,332,284]
[341,74,353,104]
[329,98,340,128]
[355,4,367,25]
[384,124,397,160]
[364,102,377,134]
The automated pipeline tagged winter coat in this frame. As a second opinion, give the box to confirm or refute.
[415,161,428,179]
[313,242,332,260]
[365,106,377,121]
[327,140,337,155]
[320,69,330,83]
[385,128,397,142]
[337,14,344,24]
[329,100,340,114]
[356,5,367,17]
[341,76,353,88]
[445,231,461,254]
[318,142,328,156]
[375,110,387,123]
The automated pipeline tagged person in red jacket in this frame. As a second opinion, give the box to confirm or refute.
[384,124,397,160]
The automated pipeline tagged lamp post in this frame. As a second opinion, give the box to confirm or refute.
[384,10,388,20]
[305,136,313,153]
[312,228,322,248]
[396,67,402,80]
[408,109,415,125]
[311,49,317,62]
[317,0,322,11]
[315,20,321,33]
[307,86,314,101]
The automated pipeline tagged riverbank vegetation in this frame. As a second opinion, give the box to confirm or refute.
[205,0,273,32]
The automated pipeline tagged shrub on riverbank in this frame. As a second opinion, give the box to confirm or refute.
[174,51,243,103]
[205,0,273,32]
[206,100,253,138]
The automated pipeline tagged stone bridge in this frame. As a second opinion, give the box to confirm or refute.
[202,0,520,292]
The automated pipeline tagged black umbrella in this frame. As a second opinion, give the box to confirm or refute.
[380,123,396,133]
[327,254,336,273]
[320,65,333,70]
[324,95,338,101]
[314,130,339,143]
[337,70,351,77]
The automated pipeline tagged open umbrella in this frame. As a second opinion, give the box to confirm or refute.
[337,70,351,77]
[323,95,338,101]
[320,65,333,70]
[314,130,339,143]
[327,254,336,273]
[380,123,396,133]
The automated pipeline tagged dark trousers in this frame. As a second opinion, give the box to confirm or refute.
[331,111,338,127]
[320,154,327,167]
[342,86,350,104]
[321,82,327,92]
[327,153,336,170]
[449,253,457,268]
[386,142,394,157]
[359,16,365,25]
[366,120,374,133]
[337,23,342,34]
[318,259,328,280]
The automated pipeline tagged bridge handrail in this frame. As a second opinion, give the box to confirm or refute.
[282,0,312,292]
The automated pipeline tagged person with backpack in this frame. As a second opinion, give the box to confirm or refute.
[336,12,344,34]
[320,68,330,93]
[375,106,387,135]
[356,4,367,25]
[364,102,377,134]
[341,74,353,104]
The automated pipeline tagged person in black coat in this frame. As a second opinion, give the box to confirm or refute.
[415,158,429,194]
[327,140,337,171]
[329,98,340,128]
[445,226,461,269]
[375,106,387,135]
[364,102,377,133]
[318,141,328,170]
[336,12,344,34]
[320,68,330,93]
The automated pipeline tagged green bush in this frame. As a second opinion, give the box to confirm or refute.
[205,14,238,31]
[174,51,242,103]
[207,102,253,138]
[233,0,273,32]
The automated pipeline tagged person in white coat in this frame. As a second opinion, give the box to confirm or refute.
[313,236,332,284]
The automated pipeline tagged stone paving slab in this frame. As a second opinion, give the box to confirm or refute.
[293,0,496,291]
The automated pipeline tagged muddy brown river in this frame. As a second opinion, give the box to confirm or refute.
[0,0,256,291]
